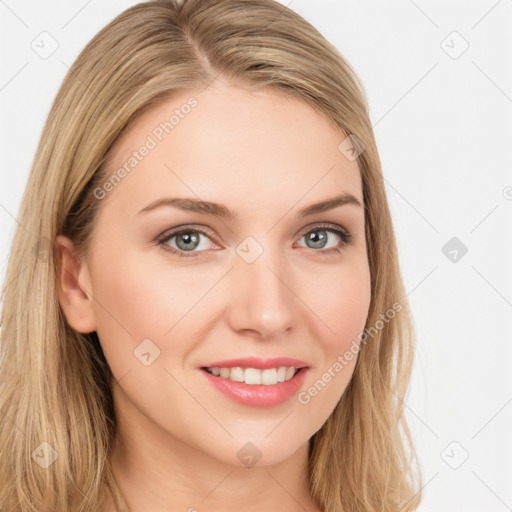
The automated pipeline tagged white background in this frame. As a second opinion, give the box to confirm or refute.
[1,1,511,511]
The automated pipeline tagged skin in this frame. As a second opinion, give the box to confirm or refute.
[56,79,371,512]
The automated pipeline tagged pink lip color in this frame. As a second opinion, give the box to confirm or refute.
[201,356,309,370]
[200,367,309,407]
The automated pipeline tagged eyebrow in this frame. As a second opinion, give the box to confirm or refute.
[136,192,362,219]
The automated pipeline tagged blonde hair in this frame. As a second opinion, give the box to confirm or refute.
[0,0,422,510]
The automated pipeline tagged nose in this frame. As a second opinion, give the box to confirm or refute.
[227,247,296,340]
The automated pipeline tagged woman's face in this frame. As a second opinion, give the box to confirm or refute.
[60,81,371,467]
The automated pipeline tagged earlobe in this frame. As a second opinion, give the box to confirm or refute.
[55,234,97,334]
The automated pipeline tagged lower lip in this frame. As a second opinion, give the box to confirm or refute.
[200,368,309,407]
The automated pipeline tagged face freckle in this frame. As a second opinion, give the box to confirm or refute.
[82,81,371,470]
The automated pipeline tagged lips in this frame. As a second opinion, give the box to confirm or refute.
[200,356,309,370]
[200,365,309,407]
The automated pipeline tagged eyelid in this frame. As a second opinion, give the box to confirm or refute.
[296,222,351,240]
[156,224,218,244]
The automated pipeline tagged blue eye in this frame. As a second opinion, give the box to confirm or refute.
[158,227,217,257]
[297,225,352,252]
[157,223,352,258]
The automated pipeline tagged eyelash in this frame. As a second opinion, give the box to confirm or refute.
[156,223,353,259]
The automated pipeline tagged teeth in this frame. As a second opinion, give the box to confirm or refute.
[261,368,277,385]
[244,368,262,384]
[230,366,244,382]
[205,366,299,385]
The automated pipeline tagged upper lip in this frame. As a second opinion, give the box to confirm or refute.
[200,357,309,370]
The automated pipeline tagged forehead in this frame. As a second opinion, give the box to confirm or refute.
[99,82,363,218]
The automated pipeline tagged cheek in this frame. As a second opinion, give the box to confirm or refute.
[87,250,183,372]
[295,254,370,416]
[88,247,224,379]
[306,253,371,350]
[90,248,205,334]
[331,266,371,345]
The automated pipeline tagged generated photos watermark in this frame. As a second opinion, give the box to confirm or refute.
[93,96,198,200]
[297,301,402,405]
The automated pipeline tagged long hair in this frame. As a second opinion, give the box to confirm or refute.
[0,1,422,510]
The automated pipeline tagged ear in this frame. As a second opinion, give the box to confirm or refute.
[55,234,97,334]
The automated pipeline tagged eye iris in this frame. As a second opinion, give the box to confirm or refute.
[306,230,328,249]
[176,231,200,251]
